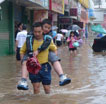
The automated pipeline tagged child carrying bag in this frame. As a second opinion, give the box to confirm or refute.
[72,41,79,48]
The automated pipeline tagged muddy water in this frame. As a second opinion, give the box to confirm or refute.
[0,39,106,104]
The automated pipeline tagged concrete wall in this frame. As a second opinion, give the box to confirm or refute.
[92,9,104,23]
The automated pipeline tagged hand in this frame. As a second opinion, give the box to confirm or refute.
[33,50,39,57]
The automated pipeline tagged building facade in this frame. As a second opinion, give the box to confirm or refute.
[93,0,106,30]
[0,0,47,56]
[49,0,64,26]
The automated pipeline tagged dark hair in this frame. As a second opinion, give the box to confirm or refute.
[22,24,27,30]
[69,31,74,38]
[42,19,52,26]
[18,22,23,28]
[33,22,42,30]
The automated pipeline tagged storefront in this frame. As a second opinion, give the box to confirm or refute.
[34,10,48,22]
[58,17,72,29]
[78,0,89,8]
[0,1,10,56]
[33,0,49,22]
[80,8,88,27]
[0,0,45,56]
[58,0,70,30]
[101,14,106,30]
[49,0,64,25]
[80,7,89,38]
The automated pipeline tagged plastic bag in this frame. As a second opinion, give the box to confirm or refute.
[72,41,79,47]
[26,57,41,74]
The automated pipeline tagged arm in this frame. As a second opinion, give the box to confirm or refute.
[20,42,27,60]
[15,40,18,52]
[67,37,71,43]
[37,35,52,53]
[60,34,63,41]
[33,35,52,57]
[15,33,19,52]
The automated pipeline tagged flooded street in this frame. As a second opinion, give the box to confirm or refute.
[0,37,106,104]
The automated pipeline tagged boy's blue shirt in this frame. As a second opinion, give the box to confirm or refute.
[37,32,53,52]
[44,34,52,40]
[52,31,57,38]
[25,31,53,54]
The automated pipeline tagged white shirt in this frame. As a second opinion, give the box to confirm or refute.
[16,30,27,48]
[56,33,63,41]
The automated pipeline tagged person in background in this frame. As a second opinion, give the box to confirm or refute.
[62,33,67,45]
[97,33,103,38]
[15,24,27,61]
[67,31,78,55]
[56,32,63,47]
[52,30,57,43]
[15,22,23,40]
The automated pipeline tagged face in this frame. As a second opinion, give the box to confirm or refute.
[19,24,23,30]
[42,23,51,34]
[33,26,43,40]
[71,33,74,36]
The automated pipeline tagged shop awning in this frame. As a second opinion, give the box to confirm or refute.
[8,0,48,10]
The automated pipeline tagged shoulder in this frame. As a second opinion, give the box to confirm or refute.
[16,32,22,37]
[26,35,34,42]
[61,34,63,36]
[27,34,33,38]
[44,35,52,40]
[57,33,59,36]
[23,30,27,34]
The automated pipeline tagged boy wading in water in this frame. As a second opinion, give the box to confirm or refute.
[17,19,71,90]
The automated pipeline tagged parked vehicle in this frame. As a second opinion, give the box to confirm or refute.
[92,36,106,52]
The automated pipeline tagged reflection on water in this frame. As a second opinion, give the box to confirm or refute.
[0,38,106,104]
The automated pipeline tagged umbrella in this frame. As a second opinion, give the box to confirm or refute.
[91,24,106,34]
[52,26,58,30]
[60,29,68,33]
[68,25,81,30]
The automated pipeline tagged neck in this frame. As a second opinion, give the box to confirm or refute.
[35,36,43,41]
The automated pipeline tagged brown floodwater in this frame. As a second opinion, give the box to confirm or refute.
[0,38,106,104]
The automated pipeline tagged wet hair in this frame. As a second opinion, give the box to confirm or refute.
[42,19,52,26]
[17,22,23,28]
[69,31,74,38]
[33,22,43,30]
[22,24,27,30]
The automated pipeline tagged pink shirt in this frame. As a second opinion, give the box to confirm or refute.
[67,36,77,48]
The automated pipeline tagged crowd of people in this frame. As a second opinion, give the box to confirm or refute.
[15,19,84,94]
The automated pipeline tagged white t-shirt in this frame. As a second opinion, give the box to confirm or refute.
[56,33,63,41]
[16,30,27,48]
